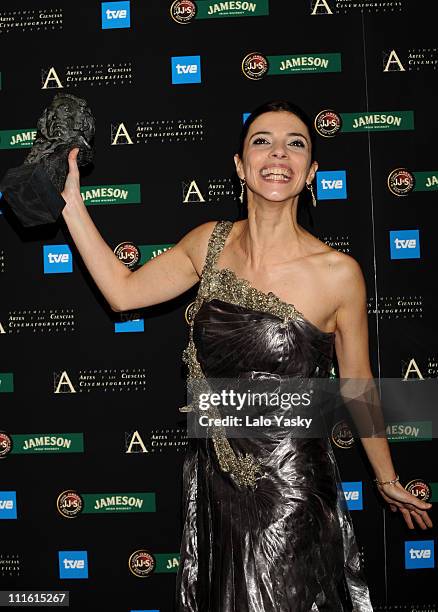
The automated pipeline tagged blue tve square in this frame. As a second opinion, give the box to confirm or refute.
[114,318,144,333]
[341,482,363,510]
[316,170,347,200]
[405,540,435,569]
[102,1,130,29]
[390,229,420,259]
[0,491,17,519]
[59,551,89,579]
[171,56,201,84]
[43,245,73,274]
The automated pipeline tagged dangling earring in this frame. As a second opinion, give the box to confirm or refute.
[306,182,317,207]
[239,178,246,204]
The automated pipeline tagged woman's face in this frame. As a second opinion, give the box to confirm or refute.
[234,111,318,203]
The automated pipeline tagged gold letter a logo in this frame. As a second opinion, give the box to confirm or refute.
[311,0,333,15]
[111,122,134,145]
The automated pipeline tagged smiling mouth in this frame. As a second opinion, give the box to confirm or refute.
[260,167,292,182]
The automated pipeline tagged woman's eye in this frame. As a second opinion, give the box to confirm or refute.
[253,137,270,145]
[289,139,305,148]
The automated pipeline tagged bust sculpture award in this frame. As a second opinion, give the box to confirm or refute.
[0,93,95,227]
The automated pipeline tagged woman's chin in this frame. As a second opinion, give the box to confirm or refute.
[252,190,294,204]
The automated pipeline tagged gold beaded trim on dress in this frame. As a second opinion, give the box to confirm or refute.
[198,220,303,324]
[181,219,278,488]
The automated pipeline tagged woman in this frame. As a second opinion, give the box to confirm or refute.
[61,100,432,611]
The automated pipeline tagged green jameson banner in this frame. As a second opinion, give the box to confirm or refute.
[195,0,269,19]
[82,492,156,513]
[386,421,432,443]
[341,111,415,132]
[413,171,438,191]
[267,53,342,75]
[154,553,180,573]
[0,373,14,392]
[0,128,36,149]
[81,184,141,205]
[11,433,84,454]
[139,244,174,265]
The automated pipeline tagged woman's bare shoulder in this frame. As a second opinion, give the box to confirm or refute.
[178,219,222,277]
[305,234,365,296]
[308,234,363,275]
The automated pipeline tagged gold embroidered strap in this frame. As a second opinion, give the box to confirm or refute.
[198,220,301,324]
[180,220,264,488]
[201,219,233,277]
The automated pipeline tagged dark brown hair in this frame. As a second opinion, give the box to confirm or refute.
[237,100,316,161]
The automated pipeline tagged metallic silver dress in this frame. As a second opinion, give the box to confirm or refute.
[176,220,373,611]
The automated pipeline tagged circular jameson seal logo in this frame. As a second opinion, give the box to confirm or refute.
[114,242,140,270]
[405,479,431,502]
[185,301,195,324]
[331,420,354,449]
[314,109,342,137]
[0,432,13,457]
[56,490,83,518]
[387,168,415,196]
[170,0,197,23]
[242,53,269,80]
[128,550,156,577]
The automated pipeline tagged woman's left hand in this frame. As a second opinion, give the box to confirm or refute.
[376,481,433,530]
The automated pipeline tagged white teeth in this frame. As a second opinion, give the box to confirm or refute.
[263,174,290,181]
[260,167,291,179]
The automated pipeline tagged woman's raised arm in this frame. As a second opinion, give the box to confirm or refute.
[61,148,215,312]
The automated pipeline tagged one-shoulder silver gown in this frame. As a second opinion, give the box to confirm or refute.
[176,220,373,612]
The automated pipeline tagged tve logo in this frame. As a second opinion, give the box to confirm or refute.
[341,482,363,510]
[114,318,144,333]
[43,245,73,274]
[405,540,435,569]
[243,112,251,123]
[102,1,130,29]
[316,170,347,200]
[0,491,17,519]
[59,551,89,579]
[390,229,420,260]
[171,56,201,84]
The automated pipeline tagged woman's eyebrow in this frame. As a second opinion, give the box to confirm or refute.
[249,130,309,143]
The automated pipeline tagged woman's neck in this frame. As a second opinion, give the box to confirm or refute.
[239,195,308,268]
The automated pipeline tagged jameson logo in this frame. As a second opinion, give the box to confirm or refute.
[413,172,438,191]
[82,492,156,513]
[155,553,180,573]
[197,0,269,18]
[171,0,269,22]
[386,421,432,443]
[0,129,36,149]
[388,169,438,195]
[269,53,341,74]
[0,373,14,393]
[242,53,341,79]
[81,184,141,205]
[139,244,174,265]
[341,111,414,132]
[11,433,84,454]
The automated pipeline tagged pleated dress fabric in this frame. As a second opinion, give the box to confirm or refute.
[176,220,373,612]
